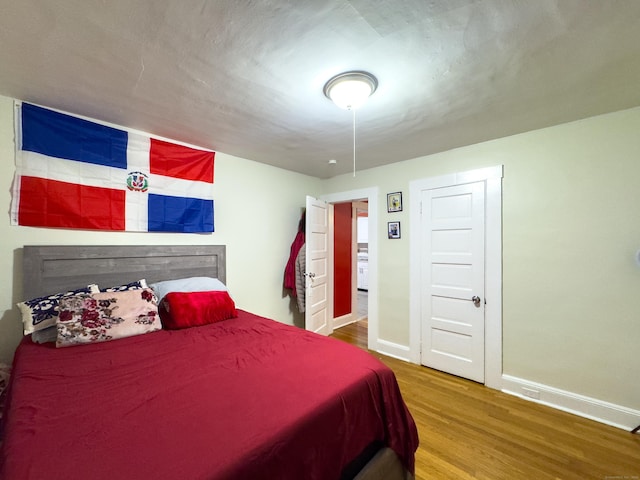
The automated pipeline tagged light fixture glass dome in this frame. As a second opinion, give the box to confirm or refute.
[323,71,378,110]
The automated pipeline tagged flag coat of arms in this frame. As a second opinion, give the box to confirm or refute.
[10,103,215,233]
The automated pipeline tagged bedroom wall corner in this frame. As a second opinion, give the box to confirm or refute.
[0,96,23,363]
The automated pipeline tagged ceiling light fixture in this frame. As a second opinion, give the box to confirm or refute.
[323,71,378,177]
[323,71,378,110]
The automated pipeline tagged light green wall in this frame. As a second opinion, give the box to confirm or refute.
[2,93,639,411]
[324,106,640,410]
[0,95,321,363]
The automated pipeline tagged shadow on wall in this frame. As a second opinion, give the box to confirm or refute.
[0,309,22,364]
[0,249,25,364]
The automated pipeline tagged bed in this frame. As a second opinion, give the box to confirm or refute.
[0,245,418,480]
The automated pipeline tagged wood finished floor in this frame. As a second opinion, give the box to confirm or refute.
[331,321,640,480]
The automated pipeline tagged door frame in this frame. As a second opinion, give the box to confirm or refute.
[321,187,378,352]
[409,166,503,389]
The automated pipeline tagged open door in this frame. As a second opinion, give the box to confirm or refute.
[305,195,333,335]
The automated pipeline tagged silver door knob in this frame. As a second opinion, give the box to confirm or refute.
[472,295,481,307]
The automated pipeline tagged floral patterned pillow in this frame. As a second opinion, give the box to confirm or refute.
[56,288,161,348]
[18,285,100,335]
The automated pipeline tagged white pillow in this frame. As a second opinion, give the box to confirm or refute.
[31,326,58,344]
[149,276,227,300]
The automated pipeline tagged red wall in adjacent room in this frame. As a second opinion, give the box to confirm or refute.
[333,203,352,317]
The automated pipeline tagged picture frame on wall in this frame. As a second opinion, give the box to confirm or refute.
[387,192,402,213]
[388,221,401,239]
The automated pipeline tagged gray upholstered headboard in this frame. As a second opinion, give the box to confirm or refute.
[23,245,226,299]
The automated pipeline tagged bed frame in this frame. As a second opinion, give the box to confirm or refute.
[20,244,412,480]
[23,245,226,299]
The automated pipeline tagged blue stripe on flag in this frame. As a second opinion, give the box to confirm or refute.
[148,194,214,233]
[21,103,128,169]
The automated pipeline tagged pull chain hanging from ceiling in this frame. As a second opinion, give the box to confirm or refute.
[323,71,378,177]
[352,108,356,177]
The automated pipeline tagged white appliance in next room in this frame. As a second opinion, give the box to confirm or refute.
[357,251,368,291]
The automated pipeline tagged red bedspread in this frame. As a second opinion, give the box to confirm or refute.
[1,310,418,480]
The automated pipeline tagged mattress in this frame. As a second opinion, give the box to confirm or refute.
[0,309,418,480]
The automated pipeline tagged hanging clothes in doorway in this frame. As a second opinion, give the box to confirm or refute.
[294,244,306,313]
[284,211,305,298]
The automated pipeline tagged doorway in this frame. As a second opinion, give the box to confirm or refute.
[420,182,486,383]
[354,201,368,324]
[409,166,503,389]
[321,187,379,352]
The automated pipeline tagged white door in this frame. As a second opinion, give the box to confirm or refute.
[305,196,333,335]
[420,182,485,382]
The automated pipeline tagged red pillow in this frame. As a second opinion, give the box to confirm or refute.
[159,290,237,330]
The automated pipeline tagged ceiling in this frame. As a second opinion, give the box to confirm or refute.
[1,0,639,179]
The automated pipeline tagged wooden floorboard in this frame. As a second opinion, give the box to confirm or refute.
[331,321,640,480]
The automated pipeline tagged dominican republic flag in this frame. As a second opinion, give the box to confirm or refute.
[10,102,215,233]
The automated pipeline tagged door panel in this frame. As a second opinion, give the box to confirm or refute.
[421,182,485,382]
[431,328,473,360]
[431,229,472,253]
[432,264,474,293]
[431,296,474,326]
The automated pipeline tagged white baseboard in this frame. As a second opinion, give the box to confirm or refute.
[365,351,639,431]
[502,374,640,432]
[376,339,411,362]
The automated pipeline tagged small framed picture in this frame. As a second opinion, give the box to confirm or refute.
[387,192,402,213]
[388,221,401,239]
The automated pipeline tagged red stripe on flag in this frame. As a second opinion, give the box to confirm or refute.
[149,138,214,183]
[17,176,126,230]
